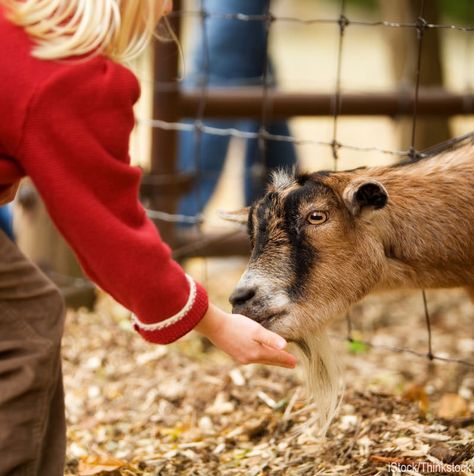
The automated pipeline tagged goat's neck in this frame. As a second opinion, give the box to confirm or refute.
[368,155,474,290]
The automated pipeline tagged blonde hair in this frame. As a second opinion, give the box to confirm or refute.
[1,0,170,62]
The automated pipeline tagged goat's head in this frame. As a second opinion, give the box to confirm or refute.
[226,170,389,340]
[224,170,389,432]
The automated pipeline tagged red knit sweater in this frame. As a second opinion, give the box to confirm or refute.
[0,8,208,344]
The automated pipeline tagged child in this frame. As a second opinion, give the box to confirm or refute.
[0,1,296,473]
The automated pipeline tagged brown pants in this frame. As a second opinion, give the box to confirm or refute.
[0,231,66,475]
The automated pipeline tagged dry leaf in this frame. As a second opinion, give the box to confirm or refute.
[436,393,469,420]
[62,271,474,475]
[402,384,430,413]
[78,455,129,475]
[429,443,455,463]
[243,416,271,440]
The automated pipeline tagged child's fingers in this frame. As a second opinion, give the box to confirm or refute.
[249,323,297,368]
[258,344,297,368]
[253,325,288,350]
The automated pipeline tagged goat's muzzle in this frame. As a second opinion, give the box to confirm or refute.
[229,285,262,320]
[229,284,288,328]
[229,286,255,308]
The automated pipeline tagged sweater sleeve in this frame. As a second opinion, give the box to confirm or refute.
[15,57,208,344]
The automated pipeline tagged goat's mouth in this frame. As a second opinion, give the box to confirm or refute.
[257,310,288,328]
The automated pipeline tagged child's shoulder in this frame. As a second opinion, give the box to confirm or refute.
[0,7,138,95]
[0,6,139,153]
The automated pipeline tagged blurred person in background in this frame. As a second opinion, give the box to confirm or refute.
[0,204,13,240]
[178,0,298,228]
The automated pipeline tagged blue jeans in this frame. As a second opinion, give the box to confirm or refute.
[178,0,297,221]
[0,205,14,240]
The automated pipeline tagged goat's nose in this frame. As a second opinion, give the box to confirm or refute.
[229,287,256,307]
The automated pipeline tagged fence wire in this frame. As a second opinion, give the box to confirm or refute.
[143,1,474,369]
[139,7,474,157]
[168,9,474,32]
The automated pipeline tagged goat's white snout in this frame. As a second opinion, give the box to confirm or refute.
[229,271,289,324]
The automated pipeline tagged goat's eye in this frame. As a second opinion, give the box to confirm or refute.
[306,211,328,225]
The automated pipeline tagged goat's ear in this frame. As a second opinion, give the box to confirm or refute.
[343,179,388,216]
[218,207,250,224]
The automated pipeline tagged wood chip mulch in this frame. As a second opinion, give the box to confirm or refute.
[63,285,473,476]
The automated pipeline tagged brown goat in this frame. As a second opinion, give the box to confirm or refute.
[224,134,474,433]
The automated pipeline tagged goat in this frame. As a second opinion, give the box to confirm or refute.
[223,133,474,433]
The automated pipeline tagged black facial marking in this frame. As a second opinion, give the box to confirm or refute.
[250,179,338,301]
[296,174,312,186]
[297,171,331,187]
[253,192,279,258]
[247,204,255,247]
[283,182,329,300]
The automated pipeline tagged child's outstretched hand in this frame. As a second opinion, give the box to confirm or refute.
[195,303,297,369]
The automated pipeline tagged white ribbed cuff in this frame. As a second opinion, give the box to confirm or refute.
[131,274,197,331]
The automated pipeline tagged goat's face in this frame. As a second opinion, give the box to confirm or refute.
[227,171,388,341]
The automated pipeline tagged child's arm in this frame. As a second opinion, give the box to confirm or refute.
[14,56,297,368]
[15,57,208,344]
[196,303,297,368]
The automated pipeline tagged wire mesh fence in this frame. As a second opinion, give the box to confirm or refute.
[142,0,474,372]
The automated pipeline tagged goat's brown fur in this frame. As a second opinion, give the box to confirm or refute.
[226,136,474,433]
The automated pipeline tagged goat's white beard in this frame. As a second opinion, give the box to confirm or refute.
[295,330,343,436]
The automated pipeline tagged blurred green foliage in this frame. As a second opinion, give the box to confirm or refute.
[438,0,473,22]
[341,0,473,22]
[344,0,378,9]
[346,339,370,355]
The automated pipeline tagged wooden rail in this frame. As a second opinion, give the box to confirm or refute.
[148,0,474,258]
